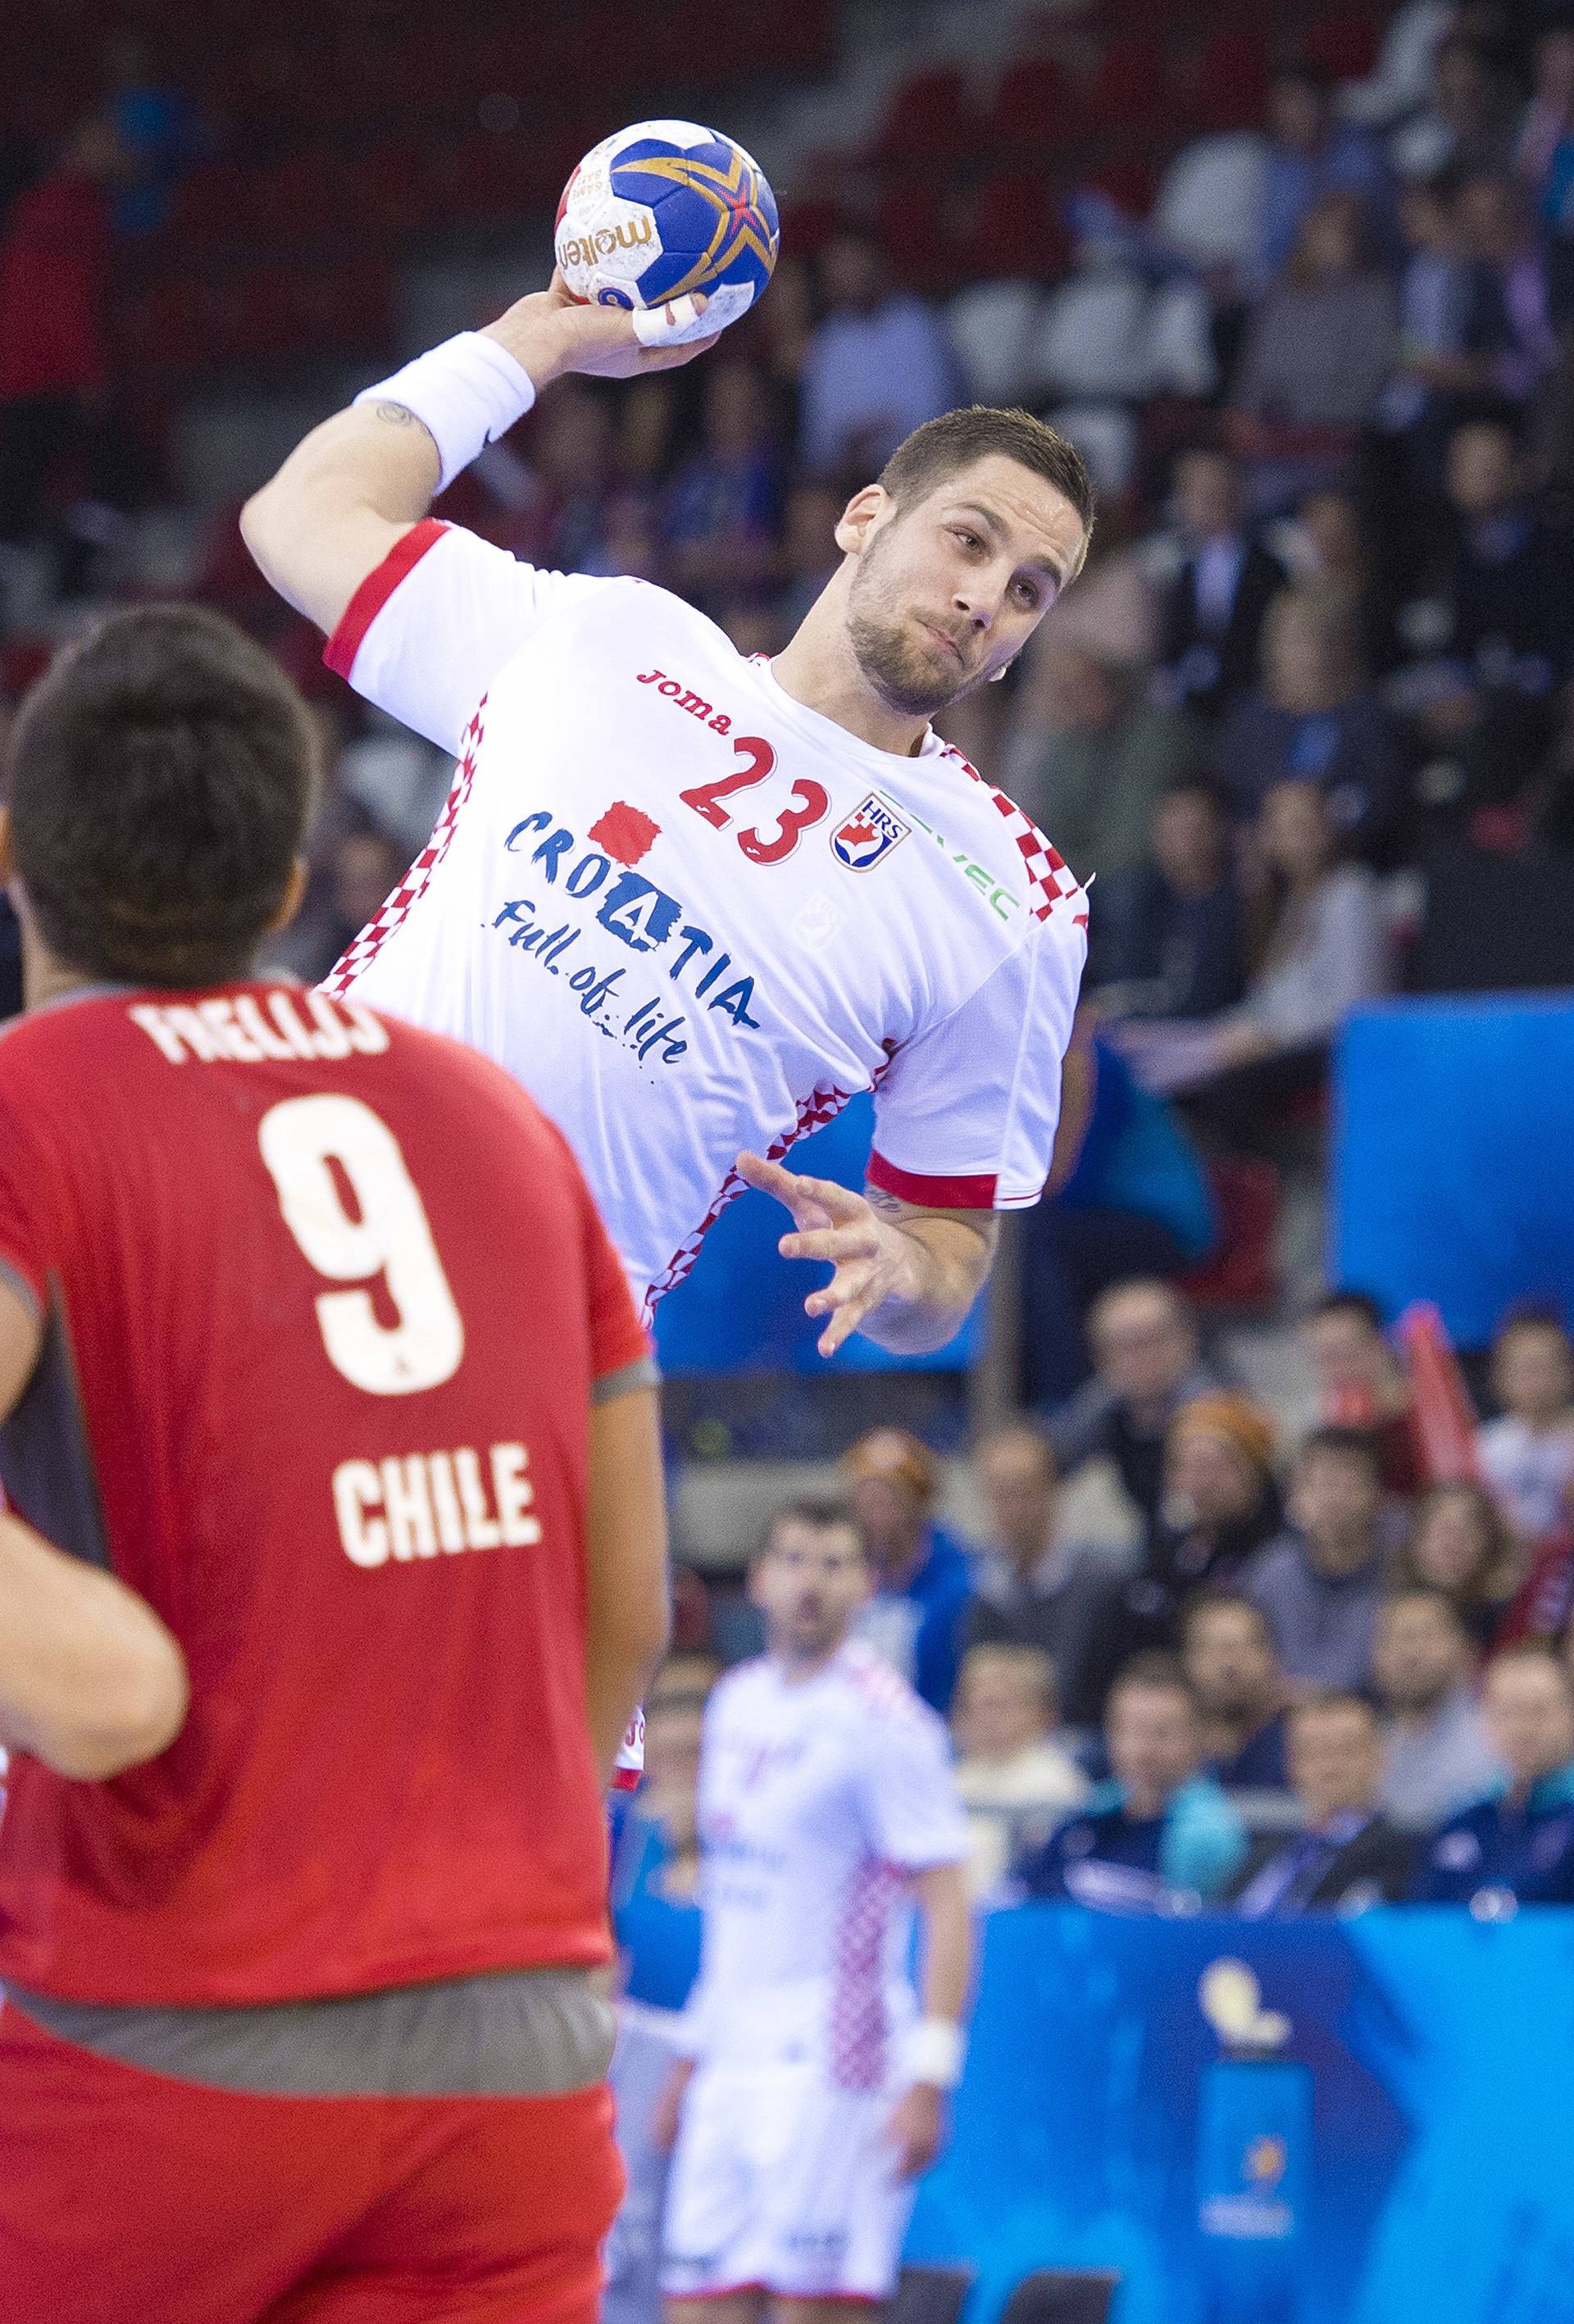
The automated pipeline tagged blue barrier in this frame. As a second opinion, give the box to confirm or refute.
[905,1905,1574,2324]
[651,1091,980,1374]
[1332,996,1574,1344]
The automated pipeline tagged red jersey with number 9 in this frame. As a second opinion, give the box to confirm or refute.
[0,982,650,2008]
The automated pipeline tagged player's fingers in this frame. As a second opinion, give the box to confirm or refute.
[631,292,712,348]
[735,1149,802,1206]
[778,1225,877,1265]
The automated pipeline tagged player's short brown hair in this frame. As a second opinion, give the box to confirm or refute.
[5,605,318,988]
[879,406,1095,566]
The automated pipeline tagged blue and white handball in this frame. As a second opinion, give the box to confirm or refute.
[554,120,779,342]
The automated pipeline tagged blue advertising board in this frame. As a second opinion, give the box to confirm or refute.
[905,1906,1574,2324]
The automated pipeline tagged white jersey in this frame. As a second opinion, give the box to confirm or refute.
[324,521,1087,1312]
[682,1641,967,2083]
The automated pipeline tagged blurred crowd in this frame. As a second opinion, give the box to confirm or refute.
[621,1276,1574,1946]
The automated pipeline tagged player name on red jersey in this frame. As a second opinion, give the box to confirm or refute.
[130,989,389,1067]
[331,1442,540,1568]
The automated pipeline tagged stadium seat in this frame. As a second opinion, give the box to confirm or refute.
[1179,1157,1281,1311]
[1085,39,1170,131]
[1152,131,1270,272]
[1300,12,1383,79]
[874,173,960,295]
[1083,158,1162,219]
[887,2266,977,2324]
[873,66,976,168]
[999,2270,1121,2324]
[1191,27,1271,130]
[985,56,1073,152]
[947,280,1048,404]
[960,173,1068,283]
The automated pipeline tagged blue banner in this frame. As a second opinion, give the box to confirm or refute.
[903,1906,1574,2324]
[1332,998,1574,1344]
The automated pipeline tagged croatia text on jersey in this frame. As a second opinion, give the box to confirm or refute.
[494,801,763,1072]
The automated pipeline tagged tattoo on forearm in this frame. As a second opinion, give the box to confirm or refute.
[370,402,439,457]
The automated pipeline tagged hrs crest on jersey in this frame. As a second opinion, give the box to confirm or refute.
[830,793,910,872]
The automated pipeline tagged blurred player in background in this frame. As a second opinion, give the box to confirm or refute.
[653,1498,971,2321]
[0,606,667,2324]
[242,284,1094,1368]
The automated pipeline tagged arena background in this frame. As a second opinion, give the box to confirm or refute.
[3,1,1574,2318]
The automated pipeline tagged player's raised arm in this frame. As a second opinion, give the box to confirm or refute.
[0,1280,188,1779]
[239,281,717,643]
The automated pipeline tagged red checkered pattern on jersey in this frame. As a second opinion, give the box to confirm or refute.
[940,745,1089,931]
[641,1076,857,1320]
[826,1856,903,2093]
[324,696,488,997]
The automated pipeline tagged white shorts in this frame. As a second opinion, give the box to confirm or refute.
[661,2058,914,2303]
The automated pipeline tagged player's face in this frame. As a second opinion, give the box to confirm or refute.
[753,1521,872,1660]
[842,456,1087,717]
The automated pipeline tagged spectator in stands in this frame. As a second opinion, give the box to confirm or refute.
[101,31,200,240]
[1288,489,1403,678]
[1476,1307,1574,1542]
[514,380,616,573]
[1115,780,1393,1107]
[1391,1481,1522,1649]
[1094,775,1248,1021]
[999,643,1203,888]
[1049,1279,1220,1527]
[1214,585,1402,856]
[1376,1587,1501,1827]
[963,1422,1135,1724]
[1151,447,1287,725]
[1021,1017,1219,1409]
[1303,1289,1420,1494]
[1392,33,1523,184]
[1246,1427,1390,1690]
[1258,66,1392,287]
[0,115,125,581]
[842,1427,971,1714]
[1011,1653,1247,1911]
[773,475,843,633]
[1422,417,1573,696]
[951,1643,1087,1899]
[662,359,781,612]
[1149,1394,1283,1601]
[1381,171,1482,448]
[1344,0,1455,134]
[1181,1591,1290,1794]
[1230,195,1401,466]
[798,229,958,480]
[1516,20,1574,206]
[1454,175,1561,405]
[280,820,409,988]
[1230,1693,1418,1914]
[1413,1644,1574,1904]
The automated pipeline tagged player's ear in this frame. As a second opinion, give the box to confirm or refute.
[268,855,310,937]
[835,484,888,558]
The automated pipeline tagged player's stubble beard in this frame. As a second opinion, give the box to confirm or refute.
[845,521,977,721]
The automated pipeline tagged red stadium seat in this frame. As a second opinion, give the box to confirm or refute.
[873,67,976,168]
[1084,157,1162,218]
[1085,37,1171,130]
[985,56,1072,152]
[961,173,1069,281]
[1191,28,1271,131]
[1301,12,1383,80]
[875,172,961,295]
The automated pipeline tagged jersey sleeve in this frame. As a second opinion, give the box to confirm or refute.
[868,912,1086,1212]
[856,1703,969,1871]
[323,519,611,755]
[0,1090,48,1319]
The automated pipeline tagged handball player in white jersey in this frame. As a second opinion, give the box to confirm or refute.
[243,284,1094,1360]
[655,1498,971,2318]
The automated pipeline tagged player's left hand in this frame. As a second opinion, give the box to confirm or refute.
[885,2081,946,2179]
[736,1152,918,1358]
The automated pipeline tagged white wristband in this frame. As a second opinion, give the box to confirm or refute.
[354,331,537,493]
[902,2016,966,2090]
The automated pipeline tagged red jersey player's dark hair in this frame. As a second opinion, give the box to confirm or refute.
[5,603,318,988]
[878,406,1096,572]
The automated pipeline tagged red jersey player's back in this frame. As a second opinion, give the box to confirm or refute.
[0,979,650,2008]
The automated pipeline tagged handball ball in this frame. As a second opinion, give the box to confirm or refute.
[554,120,779,340]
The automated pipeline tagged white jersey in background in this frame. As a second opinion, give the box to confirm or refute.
[323,521,1088,1314]
[681,1640,967,2077]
